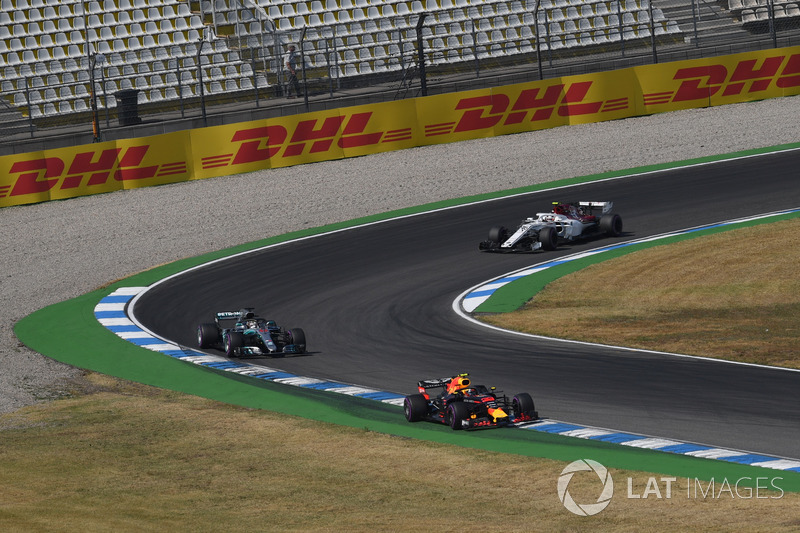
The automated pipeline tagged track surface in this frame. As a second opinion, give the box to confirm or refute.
[136,151,800,459]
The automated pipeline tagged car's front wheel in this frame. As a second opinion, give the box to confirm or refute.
[286,327,306,353]
[225,331,244,357]
[539,226,559,251]
[512,393,536,419]
[488,226,508,244]
[447,402,470,430]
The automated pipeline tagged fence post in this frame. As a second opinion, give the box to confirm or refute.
[416,12,429,96]
[649,1,657,64]
[468,19,479,78]
[300,27,309,110]
[326,39,334,98]
[768,0,777,48]
[175,58,185,119]
[23,77,34,139]
[617,0,625,57]
[89,52,101,142]
[250,51,260,108]
[533,0,543,80]
[197,39,207,127]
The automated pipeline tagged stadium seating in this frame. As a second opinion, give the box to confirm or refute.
[0,0,685,118]
[727,0,800,28]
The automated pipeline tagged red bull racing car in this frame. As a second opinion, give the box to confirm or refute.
[403,373,538,430]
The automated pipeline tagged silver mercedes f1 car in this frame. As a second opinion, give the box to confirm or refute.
[197,308,306,357]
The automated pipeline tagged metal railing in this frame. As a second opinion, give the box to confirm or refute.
[1,0,799,145]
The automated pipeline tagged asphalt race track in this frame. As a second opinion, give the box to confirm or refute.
[134,150,800,459]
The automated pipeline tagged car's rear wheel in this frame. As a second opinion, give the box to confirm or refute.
[404,394,428,422]
[488,226,508,244]
[225,331,244,357]
[286,327,306,353]
[539,226,559,251]
[600,213,623,236]
[197,323,219,348]
[447,402,470,430]
[512,393,536,419]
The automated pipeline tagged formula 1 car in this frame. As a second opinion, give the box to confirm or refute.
[197,308,306,357]
[479,201,623,253]
[403,373,538,430]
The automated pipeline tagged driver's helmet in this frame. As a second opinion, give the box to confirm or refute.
[245,319,258,330]
[446,376,471,395]
[266,320,277,328]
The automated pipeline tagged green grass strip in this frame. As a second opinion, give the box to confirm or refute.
[475,210,800,314]
[17,290,800,491]
[15,142,800,491]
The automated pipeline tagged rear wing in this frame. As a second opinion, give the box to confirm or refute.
[215,308,256,325]
[417,378,452,390]
[416,373,469,393]
[578,201,613,214]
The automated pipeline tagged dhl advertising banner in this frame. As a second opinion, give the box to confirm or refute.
[0,131,194,207]
[421,67,641,143]
[187,98,421,178]
[634,47,800,111]
[2,46,798,208]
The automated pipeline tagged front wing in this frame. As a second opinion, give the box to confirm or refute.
[423,409,536,430]
[236,343,304,357]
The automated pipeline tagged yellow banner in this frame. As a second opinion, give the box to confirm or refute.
[634,49,800,111]
[186,99,421,178]
[2,46,798,208]
[0,132,193,206]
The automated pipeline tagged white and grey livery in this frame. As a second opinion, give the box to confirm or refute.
[479,201,623,253]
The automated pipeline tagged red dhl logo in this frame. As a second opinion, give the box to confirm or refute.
[644,54,800,105]
[202,112,412,168]
[0,146,187,198]
[436,81,629,135]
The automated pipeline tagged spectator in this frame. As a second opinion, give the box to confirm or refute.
[284,44,302,98]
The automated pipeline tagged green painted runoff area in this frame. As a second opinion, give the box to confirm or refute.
[16,142,800,492]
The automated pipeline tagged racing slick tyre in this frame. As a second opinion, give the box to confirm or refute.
[197,323,220,349]
[447,401,471,430]
[600,213,623,237]
[225,331,244,357]
[488,226,508,244]
[404,394,429,422]
[286,327,306,354]
[512,393,536,419]
[539,226,559,251]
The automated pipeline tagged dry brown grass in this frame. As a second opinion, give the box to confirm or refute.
[1,373,798,532]
[482,219,800,368]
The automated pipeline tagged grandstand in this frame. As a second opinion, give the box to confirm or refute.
[1,0,687,123]
[727,0,800,28]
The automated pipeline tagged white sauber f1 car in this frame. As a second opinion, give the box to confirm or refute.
[479,201,623,253]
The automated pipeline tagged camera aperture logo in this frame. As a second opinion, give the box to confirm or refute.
[558,459,614,516]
